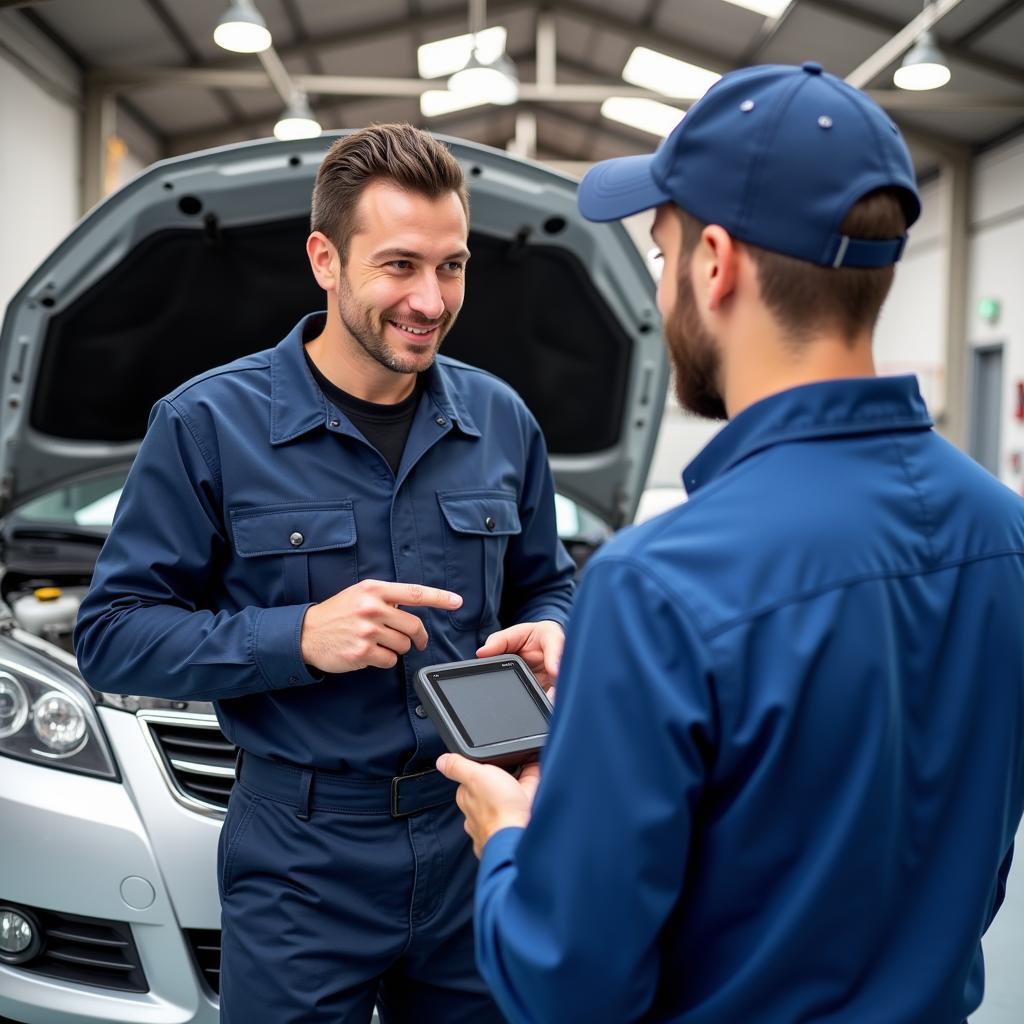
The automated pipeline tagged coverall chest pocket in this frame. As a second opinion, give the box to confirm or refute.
[229,501,358,605]
[438,490,521,631]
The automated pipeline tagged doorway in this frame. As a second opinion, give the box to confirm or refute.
[969,343,1004,476]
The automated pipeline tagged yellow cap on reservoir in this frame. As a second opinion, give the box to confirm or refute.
[34,587,63,602]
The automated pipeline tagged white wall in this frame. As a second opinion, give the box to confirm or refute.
[0,14,81,318]
[0,10,162,319]
[968,134,1024,493]
[874,176,948,415]
[873,135,1024,494]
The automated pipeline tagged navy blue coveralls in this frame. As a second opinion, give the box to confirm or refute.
[75,312,576,1022]
[472,376,1024,1024]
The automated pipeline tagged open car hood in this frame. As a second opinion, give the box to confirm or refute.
[0,133,665,528]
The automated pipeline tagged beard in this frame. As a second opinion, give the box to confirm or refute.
[665,266,728,421]
[336,273,455,375]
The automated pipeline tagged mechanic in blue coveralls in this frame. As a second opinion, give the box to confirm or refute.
[74,123,574,1023]
[439,63,1024,1024]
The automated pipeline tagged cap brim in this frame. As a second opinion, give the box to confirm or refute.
[577,153,671,223]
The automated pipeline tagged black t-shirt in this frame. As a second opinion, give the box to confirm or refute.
[304,351,421,476]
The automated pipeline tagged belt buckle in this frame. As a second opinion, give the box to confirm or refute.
[390,767,437,819]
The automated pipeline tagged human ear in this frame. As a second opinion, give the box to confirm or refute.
[700,226,739,312]
[306,231,340,293]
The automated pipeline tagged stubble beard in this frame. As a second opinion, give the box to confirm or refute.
[336,272,454,376]
[665,267,728,422]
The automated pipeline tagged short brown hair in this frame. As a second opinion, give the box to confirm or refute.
[310,123,469,261]
[679,188,909,343]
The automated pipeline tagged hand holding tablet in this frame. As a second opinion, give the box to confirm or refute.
[415,654,552,768]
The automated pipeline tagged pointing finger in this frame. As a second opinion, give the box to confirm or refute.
[373,581,463,610]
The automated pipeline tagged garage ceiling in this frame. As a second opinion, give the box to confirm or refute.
[7,0,1024,170]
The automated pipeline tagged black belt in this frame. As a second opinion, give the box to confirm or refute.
[236,751,458,820]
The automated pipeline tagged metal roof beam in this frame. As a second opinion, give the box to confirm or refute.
[101,63,1024,114]
[147,53,990,162]
[957,0,1024,46]
[553,0,734,75]
[807,0,1024,88]
[88,65,689,103]
[140,0,246,122]
[279,0,325,75]
[206,0,537,70]
[541,50,969,160]
[846,0,966,89]
[741,0,803,64]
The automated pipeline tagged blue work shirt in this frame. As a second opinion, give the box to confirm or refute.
[475,376,1024,1023]
[75,313,575,774]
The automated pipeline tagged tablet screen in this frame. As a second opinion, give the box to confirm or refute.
[436,666,549,747]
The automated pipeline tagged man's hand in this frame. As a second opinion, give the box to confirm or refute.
[437,755,541,858]
[300,579,462,673]
[476,620,565,692]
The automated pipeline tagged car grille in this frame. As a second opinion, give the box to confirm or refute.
[7,904,148,993]
[186,928,221,995]
[139,711,237,813]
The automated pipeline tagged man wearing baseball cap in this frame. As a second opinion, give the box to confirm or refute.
[438,62,1024,1022]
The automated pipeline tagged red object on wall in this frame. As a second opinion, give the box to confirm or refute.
[1016,381,1024,421]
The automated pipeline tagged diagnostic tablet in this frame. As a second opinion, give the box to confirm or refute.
[414,654,552,767]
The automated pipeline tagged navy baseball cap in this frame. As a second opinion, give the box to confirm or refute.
[578,62,921,269]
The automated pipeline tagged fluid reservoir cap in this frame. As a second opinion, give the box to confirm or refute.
[33,587,62,602]
[120,876,156,910]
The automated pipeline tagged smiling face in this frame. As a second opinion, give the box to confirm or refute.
[334,179,470,376]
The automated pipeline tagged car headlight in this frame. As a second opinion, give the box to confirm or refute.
[33,691,88,754]
[0,637,117,780]
[0,673,30,738]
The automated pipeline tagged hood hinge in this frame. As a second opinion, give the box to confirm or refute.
[0,471,12,515]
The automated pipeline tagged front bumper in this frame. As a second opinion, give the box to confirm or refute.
[0,706,222,1024]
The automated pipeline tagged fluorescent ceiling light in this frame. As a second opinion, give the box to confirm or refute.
[719,0,792,17]
[893,30,951,91]
[622,47,720,100]
[449,51,518,106]
[418,26,507,79]
[420,90,487,118]
[214,0,272,54]
[274,92,321,140]
[601,97,684,137]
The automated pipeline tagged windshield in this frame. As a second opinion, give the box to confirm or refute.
[12,469,608,543]
[13,469,129,528]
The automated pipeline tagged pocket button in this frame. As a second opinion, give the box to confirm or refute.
[484,516,496,531]
[289,532,304,547]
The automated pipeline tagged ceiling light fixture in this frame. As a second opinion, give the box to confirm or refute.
[418,26,507,79]
[213,0,272,54]
[273,91,321,140]
[449,51,518,105]
[893,27,951,91]
[420,90,488,118]
[601,97,684,138]
[719,0,792,17]
[448,0,519,106]
[622,47,721,100]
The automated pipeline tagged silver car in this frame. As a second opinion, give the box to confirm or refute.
[0,132,664,1023]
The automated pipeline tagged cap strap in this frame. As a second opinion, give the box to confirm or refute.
[828,234,908,269]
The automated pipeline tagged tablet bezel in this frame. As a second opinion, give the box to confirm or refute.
[414,654,552,766]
